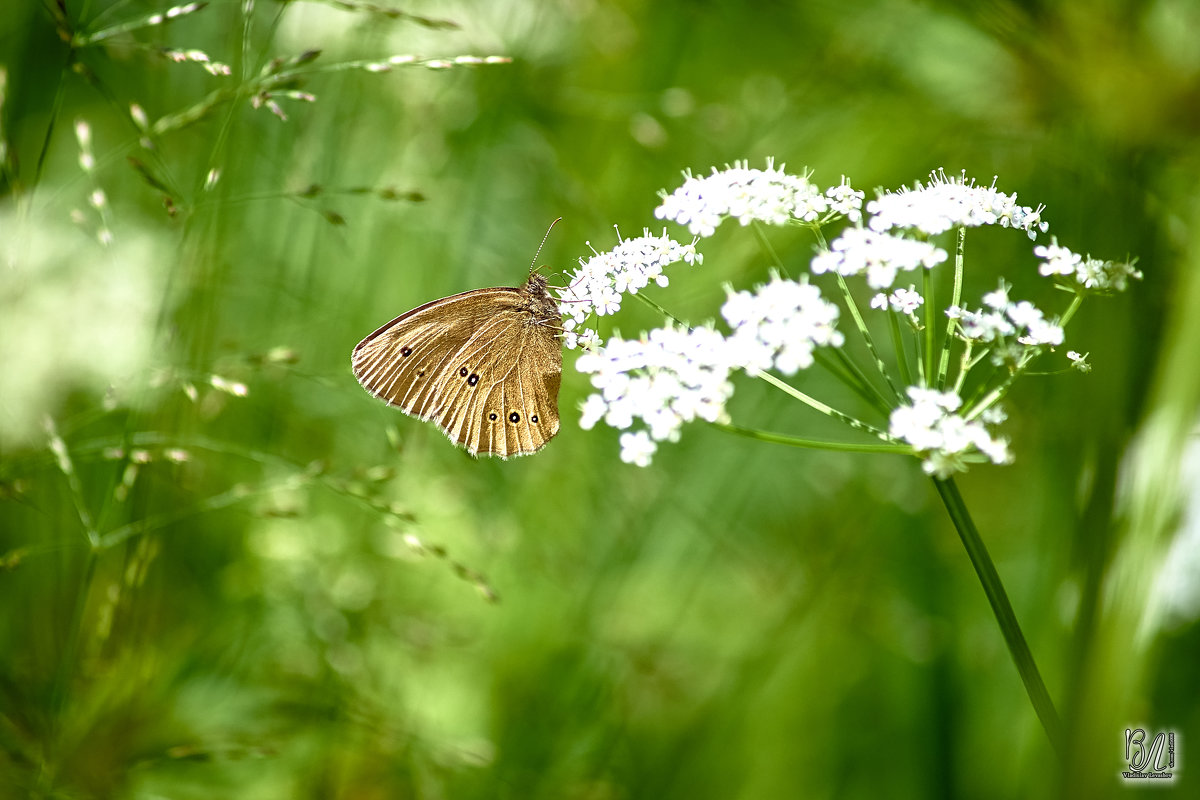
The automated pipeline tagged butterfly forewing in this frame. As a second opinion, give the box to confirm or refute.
[352,278,562,458]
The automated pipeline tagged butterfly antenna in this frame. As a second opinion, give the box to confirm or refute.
[530,217,563,275]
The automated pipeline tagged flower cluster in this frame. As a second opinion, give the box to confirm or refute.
[1034,237,1142,293]
[811,227,947,289]
[653,159,862,237]
[557,230,701,348]
[867,169,1048,239]
[947,282,1063,350]
[576,325,736,466]
[721,275,844,375]
[888,388,1011,478]
[572,273,846,464]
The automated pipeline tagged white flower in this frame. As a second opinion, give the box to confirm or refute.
[574,324,736,465]
[721,275,844,375]
[557,230,701,343]
[811,228,947,289]
[871,285,923,315]
[889,386,1011,477]
[982,281,1010,310]
[1033,238,1081,277]
[654,159,850,237]
[867,169,1048,239]
[1007,301,1064,346]
[561,319,603,351]
[1067,350,1092,373]
[825,177,865,223]
[1035,237,1141,293]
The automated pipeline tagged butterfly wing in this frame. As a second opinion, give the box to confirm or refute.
[445,316,561,457]
[352,288,561,458]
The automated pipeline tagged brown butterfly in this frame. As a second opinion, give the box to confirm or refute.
[351,269,563,459]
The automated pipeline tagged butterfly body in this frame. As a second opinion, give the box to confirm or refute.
[352,273,562,458]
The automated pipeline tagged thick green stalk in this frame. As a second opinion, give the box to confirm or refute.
[932,476,1064,758]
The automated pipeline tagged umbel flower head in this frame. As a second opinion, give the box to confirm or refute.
[557,230,701,349]
[559,163,1139,477]
[575,324,735,465]
[654,158,864,236]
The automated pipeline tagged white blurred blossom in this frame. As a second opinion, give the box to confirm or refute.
[619,431,657,467]
[1153,429,1200,629]
[0,212,163,445]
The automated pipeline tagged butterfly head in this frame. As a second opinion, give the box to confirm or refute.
[521,271,561,325]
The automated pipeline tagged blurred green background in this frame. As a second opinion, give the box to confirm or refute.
[2,1,1199,798]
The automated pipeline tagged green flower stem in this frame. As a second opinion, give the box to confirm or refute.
[965,362,1025,422]
[952,340,974,395]
[813,350,886,410]
[73,5,207,46]
[922,266,936,383]
[887,310,914,388]
[45,418,99,549]
[751,220,787,275]
[711,421,910,454]
[937,228,966,389]
[47,547,97,771]
[830,347,892,417]
[1059,292,1084,328]
[932,477,1064,758]
[44,420,103,778]
[750,369,895,441]
[631,291,687,326]
[834,273,902,405]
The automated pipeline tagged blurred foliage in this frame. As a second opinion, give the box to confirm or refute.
[1,0,1199,798]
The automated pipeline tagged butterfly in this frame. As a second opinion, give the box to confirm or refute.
[351,270,563,458]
